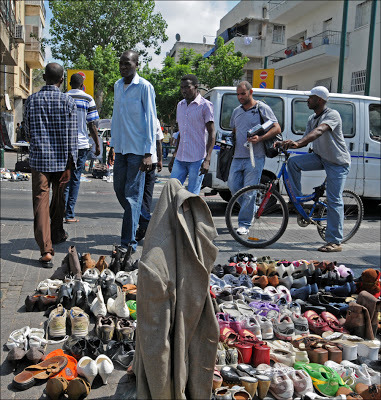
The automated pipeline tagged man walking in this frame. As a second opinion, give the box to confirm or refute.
[108,50,157,252]
[64,73,100,223]
[168,74,215,195]
[135,118,163,242]
[228,81,281,235]
[24,63,78,265]
[278,86,351,252]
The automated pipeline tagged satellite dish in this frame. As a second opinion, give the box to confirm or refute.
[175,33,180,41]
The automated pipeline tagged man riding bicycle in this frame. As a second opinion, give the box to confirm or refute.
[277,86,351,253]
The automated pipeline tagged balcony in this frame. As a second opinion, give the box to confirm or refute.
[25,0,46,26]
[267,31,349,76]
[268,0,324,24]
[19,67,31,93]
[25,40,45,69]
[227,35,263,57]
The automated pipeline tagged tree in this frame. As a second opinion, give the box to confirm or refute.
[73,45,120,118]
[140,40,248,126]
[48,0,168,63]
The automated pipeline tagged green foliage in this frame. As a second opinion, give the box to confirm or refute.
[48,0,168,63]
[140,39,248,125]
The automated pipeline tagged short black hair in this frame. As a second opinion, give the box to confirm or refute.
[44,63,64,84]
[70,73,84,89]
[237,81,252,91]
[181,74,199,86]
[121,50,139,64]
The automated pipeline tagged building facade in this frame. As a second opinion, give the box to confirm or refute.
[0,0,45,144]
[215,0,380,97]
[168,41,214,63]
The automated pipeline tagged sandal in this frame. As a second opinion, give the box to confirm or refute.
[318,243,343,252]
[39,252,54,267]
[12,356,68,390]
[65,219,79,223]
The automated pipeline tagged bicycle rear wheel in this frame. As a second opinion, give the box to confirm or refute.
[316,189,363,243]
[225,184,289,248]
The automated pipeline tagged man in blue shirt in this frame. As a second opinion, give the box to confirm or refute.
[24,63,78,266]
[108,50,157,253]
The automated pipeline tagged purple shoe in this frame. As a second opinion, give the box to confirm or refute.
[216,313,230,329]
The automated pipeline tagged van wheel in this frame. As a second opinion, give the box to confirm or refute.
[218,190,231,202]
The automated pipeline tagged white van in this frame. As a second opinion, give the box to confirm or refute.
[202,87,381,201]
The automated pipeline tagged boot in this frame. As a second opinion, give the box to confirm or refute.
[50,253,70,280]
[95,256,108,274]
[81,253,96,274]
[68,245,82,279]
[122,245,134,272]
[357,291,381,338]
[109,246,123,274]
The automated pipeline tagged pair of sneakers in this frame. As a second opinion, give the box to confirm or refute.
[48,304,89,338]
[215,342,239,370]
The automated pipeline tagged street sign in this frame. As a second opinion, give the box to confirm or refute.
[67,69,95,98]
[253,69,275,89]
[260,71,268,80]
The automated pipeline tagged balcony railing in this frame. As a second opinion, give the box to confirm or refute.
[25,40,45,57]
[267,30,346,66]
[25,0,46,19]
[0,0,16,35]
[20,67,31,91]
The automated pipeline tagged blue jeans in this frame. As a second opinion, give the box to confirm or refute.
[64,148,89,220]
[170,158,204,195]
[228,157,265,227]
[113,153,145,250]
[287,153,350,244]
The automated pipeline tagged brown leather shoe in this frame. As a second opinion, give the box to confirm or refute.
[66,377,91,400]
[81,253,96,273]
[46,376,69,400]
[95,255,108,273]
[68,246,82,279]
[355,383,381,400]
[252,275,268,289]
[38,295,58,311]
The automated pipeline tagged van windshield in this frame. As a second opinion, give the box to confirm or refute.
[220,94,284,131]
[369,104,381,142]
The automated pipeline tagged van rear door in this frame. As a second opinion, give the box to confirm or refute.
[363,102,381,198]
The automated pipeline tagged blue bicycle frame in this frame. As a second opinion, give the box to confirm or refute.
[276,161,328,223]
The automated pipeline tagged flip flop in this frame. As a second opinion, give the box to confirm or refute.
[39,253,53,267]
[65,219,79,223]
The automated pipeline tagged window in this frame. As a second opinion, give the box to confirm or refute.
[220,94,284,131]
[315,78,332,91]
[355,0,371,28]
[246,70,253,85]
[292,99,355,137]
[351,70,366,92]
[273,25,285,44]
[369,104,381,142]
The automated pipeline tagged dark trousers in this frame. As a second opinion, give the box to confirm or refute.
[139,164,157,230]
[31,169,66,255]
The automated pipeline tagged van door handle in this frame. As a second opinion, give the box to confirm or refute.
[349,142,354,151]
[365,143,369,152]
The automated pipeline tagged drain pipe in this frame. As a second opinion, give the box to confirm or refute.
[337,0,349,93]
[364,0,377,96]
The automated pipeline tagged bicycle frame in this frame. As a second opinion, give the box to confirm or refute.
[258,155,328,223]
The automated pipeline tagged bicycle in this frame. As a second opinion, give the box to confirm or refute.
[225,149,363,248]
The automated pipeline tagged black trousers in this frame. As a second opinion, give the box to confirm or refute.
[139,163,157,229]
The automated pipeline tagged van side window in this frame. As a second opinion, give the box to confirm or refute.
[292,99,355,138]
[369,104,381,142]
[220,94,284,131]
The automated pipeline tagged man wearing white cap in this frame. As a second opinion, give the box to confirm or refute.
[277,86,351,252]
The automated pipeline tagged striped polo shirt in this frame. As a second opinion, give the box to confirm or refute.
[176,94,214,162]
[67,89,99,149]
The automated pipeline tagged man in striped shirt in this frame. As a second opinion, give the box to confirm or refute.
[168,74,215,195]
[64,73,100,223]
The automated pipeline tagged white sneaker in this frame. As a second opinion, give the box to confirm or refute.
[255,315,274,339]
[340,361,372,386]
[236,226,249,235]
[115,271,134,286]
[240,315,262,340]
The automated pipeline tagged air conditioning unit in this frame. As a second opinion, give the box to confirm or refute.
[14,25,25,43]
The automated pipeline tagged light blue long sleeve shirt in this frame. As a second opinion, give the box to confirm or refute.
[110,73,157,156]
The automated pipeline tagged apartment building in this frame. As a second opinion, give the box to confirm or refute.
[214,0,379,97]
[168,40,214,63]
[0,0,45,144]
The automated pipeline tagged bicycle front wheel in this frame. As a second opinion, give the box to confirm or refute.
[225,184,289,248]
[316,189,364,243]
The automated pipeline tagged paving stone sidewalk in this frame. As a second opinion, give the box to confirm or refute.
[1,151,380,399]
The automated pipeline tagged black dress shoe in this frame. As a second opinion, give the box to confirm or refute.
[122,245,134,272]
[64,336,87,360]
[72,280,89,311]
[106,340,135,368]
[52,230,69,244]
[135,227,146,242]
[237,363,256,377]
[57,283,72,310]
[220,366,241,386]
[109,244,124,274]
[224,263,237,276]
[85,336,104,358]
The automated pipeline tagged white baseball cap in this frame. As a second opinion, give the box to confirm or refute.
[304,86,329,101]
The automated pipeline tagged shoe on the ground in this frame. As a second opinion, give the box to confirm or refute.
[291,312,310,336]
[318,242,342,252]
[96,315,115,343]
[69,307,89,337]
[355,383,381,400]
[237,226,249,235]
[48,304,67,338]
[273,314,294,341]
[269,371,294,400]
[115,317,135,341]
[256,315,274,339]
[90,285,107,317]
